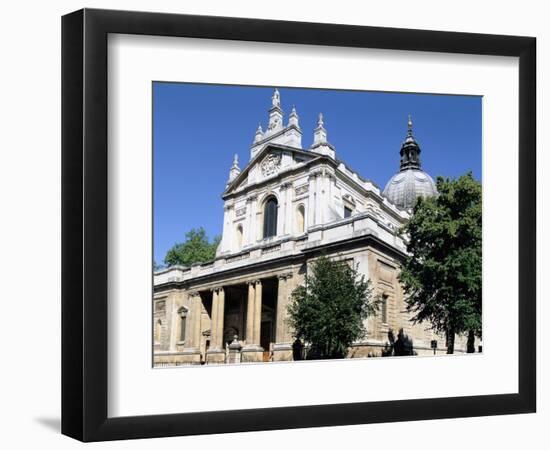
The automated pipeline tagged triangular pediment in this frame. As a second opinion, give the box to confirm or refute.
[223,144,319,196]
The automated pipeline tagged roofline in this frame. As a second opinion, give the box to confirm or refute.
[222,143,408,220]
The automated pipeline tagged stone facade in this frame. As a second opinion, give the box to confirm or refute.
[153,90,477,366]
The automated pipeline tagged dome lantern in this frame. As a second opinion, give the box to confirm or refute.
[399,115,422,171]
[382,116,437,210]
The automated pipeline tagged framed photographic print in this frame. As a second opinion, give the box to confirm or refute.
[61,8,536,442]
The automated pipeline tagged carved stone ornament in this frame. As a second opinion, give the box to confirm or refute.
[343,193,356,205]
[155,300,166,312]
[279,181,292,190]
[261,152,282,177]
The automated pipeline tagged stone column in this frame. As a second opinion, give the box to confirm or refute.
[210,288,219,347]
[242,279,264,363]
[253,280,263,345]
[207,287,226,364]
[180,291,202,364]
[217,287,225,348]
[246,281,255,343]
[273,274,294,361]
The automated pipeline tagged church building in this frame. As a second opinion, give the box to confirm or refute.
[153,89,468,366]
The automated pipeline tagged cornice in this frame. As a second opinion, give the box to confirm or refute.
[154,231,405,293]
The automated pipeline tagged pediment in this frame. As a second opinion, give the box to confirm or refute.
[224,144,318,195]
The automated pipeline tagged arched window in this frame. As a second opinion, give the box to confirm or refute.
[263,196,278,238]
[296,204,305,233]
[236,224,243,249]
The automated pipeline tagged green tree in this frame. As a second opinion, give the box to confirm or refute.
[287,256,376,360]
[164,227,221,267]
[399,172,482,354]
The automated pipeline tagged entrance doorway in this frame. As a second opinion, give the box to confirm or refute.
[261,321,272,361]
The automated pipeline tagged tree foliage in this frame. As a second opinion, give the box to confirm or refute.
[164,227,221,267]
[287,256,376,359]
[398,172,482,353]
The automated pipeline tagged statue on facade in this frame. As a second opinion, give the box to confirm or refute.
[272,88,280,108]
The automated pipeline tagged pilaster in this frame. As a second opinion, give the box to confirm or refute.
[315,172,322,224]
[179,291,202,364]
[273,273,294,361]
[246,194,257,245]
[280,182,292,235]
[308,172,318,226]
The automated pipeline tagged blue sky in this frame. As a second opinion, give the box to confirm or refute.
[153,83,481,264]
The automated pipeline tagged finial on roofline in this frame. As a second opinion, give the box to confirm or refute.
[289,105,299,128]
[310,111,334,159]
[227,152,241,185]
[317,112,324,128]
[312,112,328,146]
[253,123,264,143]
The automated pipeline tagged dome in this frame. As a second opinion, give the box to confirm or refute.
[382,115,438,210]
[382,168,437,210]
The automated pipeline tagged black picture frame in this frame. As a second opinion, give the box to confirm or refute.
[61,8,536,442]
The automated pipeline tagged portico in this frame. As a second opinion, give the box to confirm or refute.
[156,271,295,366]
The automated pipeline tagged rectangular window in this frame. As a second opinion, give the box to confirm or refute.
[381,294,388,323]
[344,206,352,218]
